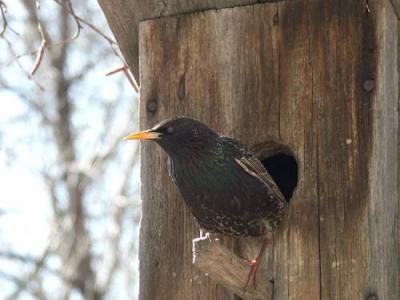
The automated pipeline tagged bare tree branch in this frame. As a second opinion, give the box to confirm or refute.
[52,0,140,90]
[0,77,53,125]
[0,271,24,284]
[1,37,45,90]
[0,251,65,280]
[4,247,51,300]
[42,171,65,218]
[53,0,116,45]
[30,1,81,75]
[100,145,139,293]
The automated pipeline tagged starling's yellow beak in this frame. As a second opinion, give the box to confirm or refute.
[123,129,161,141]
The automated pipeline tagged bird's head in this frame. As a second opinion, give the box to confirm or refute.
[123,117,219,158]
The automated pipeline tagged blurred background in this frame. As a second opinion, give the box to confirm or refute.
[0,0,140,299]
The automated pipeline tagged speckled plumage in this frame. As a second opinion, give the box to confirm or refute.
[150,117,287,238]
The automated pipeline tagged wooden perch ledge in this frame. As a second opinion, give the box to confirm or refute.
[192,237,273,300]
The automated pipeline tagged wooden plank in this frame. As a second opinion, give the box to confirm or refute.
[309,1,341,298]
[138,1,399,299]
[389,0,400,18]
[369,0,399,298]
[317,0,370,298]
[138,4,280,299]
[275,1,319,299]
[398,5,400,296]
[98,0,400,83]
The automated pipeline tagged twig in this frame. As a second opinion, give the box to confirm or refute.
[100,145,139,293]
[65,0,81,41]
[2,37,45,90]
[0,270,49,300]
[53,0,116,45]
[41,170,65,217]
[88,133,126,176]
[4,247,51,300]
[24,0,141,91]
[0,77,53,124]
[122,66,139,93]
[106,65,139,93]
[0,1,7,36]
[105,65,127,76]
[0,251,63,278]
[53,0,140,91]
[31,0,83,75]
[31,22,48,75]
[0,271,24,284]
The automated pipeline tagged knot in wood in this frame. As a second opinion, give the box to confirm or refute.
[363,80,375,93]
[146,99,158,113]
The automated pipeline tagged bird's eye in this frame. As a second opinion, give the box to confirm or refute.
[167,126,174,134]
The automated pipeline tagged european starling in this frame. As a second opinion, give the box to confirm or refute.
[124,117,287,289]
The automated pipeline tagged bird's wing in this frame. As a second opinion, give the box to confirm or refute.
[221,137,286,207]
[235,155,286,204]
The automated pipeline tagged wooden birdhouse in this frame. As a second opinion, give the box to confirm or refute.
[100,0,399,299]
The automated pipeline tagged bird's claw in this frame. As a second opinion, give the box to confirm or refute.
[198,229,211,241]
[244,258,257,266]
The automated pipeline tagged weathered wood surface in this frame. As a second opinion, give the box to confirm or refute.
[390,0,400,18]
[138,1,399,299]
[98,0,287,81]
[98,0,400,82]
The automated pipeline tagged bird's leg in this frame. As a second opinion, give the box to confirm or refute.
[243,237,269,292]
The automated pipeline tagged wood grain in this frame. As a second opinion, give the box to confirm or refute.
[138,1,399,299]
[370,1,399,298]
[97,0,400,82]
[97,0,289,82]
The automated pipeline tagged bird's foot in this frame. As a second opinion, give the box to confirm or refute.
[198,229,211,241]
[192,230,211,264]
[244,258,257,266]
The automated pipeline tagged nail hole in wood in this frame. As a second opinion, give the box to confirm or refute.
[253,142,298,203]
[147,98,158,113]
[366,293,378,300]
